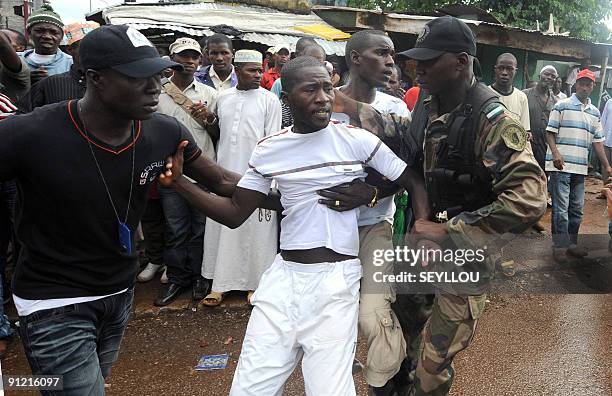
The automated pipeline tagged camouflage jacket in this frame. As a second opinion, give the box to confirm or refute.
[356,90,548,252]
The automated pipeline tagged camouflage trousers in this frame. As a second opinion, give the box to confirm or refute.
[411,293,487,396]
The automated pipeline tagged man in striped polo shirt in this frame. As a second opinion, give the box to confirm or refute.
[546,68,612,262]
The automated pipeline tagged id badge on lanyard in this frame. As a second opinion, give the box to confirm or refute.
[118,222,133,254]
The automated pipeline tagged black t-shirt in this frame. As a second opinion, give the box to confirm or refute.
[0,100,201,299]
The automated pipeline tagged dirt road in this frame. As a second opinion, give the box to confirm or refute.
[2,178,611,395]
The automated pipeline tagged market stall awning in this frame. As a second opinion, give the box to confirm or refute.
[91,2,348,55]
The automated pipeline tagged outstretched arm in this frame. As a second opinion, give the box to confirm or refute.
[184,153,282,210]
[161,141,272,226]
[184,154,241,198]
[172,177,265,229]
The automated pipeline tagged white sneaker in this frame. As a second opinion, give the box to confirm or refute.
[137,263,164,283]
[160,268,168,284]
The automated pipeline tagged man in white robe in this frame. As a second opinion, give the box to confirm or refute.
[202,50,281,305]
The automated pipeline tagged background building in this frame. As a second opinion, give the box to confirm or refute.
[0,0,44,32]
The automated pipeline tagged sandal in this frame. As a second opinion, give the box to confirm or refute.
[500,260,516,277]
[247,290,255,305]
[201,291,225,307]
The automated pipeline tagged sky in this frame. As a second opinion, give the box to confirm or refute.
[49,0,149,23]
[51,0,612,33]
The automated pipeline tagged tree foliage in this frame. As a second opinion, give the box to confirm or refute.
[345,0,612,42]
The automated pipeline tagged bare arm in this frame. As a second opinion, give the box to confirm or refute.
[173,177,265,229]
[167,141,282,212]
[205,122,220,142]
[546,131,564,170]
[0,31,22,73]
[593,141,612,177]
[184,153,241,197]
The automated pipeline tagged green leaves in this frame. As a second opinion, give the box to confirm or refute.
[345,0,612,42]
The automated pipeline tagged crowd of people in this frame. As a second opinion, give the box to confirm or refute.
[0,4,610,396]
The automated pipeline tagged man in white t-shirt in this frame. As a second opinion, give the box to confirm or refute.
[489,53,530,133]
[330,29,411,395]
[489,52,534,266]
[159,56,429,396]
[553,76,567,102]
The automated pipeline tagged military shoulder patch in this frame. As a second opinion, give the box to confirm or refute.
[500,122,527,151]
[484,103,505,121]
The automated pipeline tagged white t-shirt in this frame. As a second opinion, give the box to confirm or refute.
[28,52,56,65]
[237,121,407,256]
[14,289,127,317]
[371,91,411,117]
[490,86,530,131]
[331,90,411,227]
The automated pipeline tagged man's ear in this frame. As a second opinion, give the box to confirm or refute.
[85,69,103,89]
[280,90,289,105]
[456,52,469,71]
[350,49,361,66]
[65,44,76,56]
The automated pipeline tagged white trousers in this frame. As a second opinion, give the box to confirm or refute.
[229,254,362,396]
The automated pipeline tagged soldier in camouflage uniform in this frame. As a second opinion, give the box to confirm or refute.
[328,16,547,396]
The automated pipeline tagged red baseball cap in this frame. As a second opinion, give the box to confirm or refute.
[576,69,596,82]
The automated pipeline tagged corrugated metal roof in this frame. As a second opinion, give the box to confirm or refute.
[125,23,214,37]
[241,33,345,55]
[101,2,347,55]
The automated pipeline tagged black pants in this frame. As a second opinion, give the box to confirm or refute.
[159,185,206,287]
[140,198,165,265]
[531,128,547,171]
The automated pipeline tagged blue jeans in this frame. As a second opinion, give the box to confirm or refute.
[0,273,13,339]
[159,184,206,287]
[18,289,134,396]
[0,181,15,340]
[550,172,585,248]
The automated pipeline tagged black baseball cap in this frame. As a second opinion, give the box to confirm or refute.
[397,16,476,61]
[80,24,182,78]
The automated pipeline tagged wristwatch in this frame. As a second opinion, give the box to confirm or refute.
[367,186,379,208]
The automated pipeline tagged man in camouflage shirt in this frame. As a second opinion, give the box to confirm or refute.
[328,16,547,396]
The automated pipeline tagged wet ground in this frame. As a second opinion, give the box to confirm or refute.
[2,178,611,395]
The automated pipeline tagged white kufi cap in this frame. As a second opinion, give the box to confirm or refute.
[234,49,263,64]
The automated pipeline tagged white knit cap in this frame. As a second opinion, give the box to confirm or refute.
[540,65,558,75]
[234,49,262,64]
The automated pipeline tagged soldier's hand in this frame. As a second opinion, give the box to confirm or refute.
[412,219,447,243]
[552,152,565,170]
[317,179,375,211]
[159,140,188,187]
[415,238,442,267]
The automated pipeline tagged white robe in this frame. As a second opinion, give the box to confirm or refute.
[202,87,281,292]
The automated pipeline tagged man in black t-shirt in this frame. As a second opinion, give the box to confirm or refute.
[0,25,240,394]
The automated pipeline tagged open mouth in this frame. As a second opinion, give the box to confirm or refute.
[313,108,330,117]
